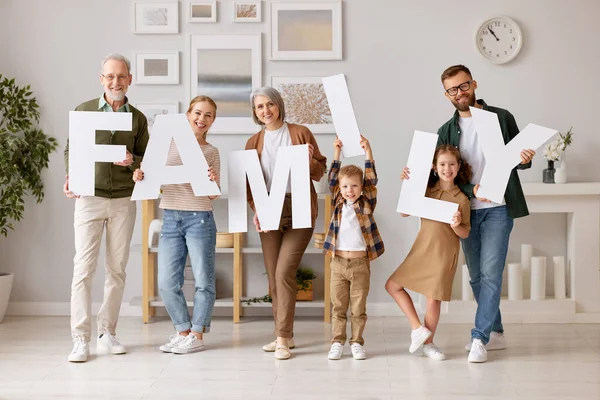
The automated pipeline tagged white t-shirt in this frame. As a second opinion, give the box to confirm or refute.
[260,123,292,192]
[336,201,367,251]
[458,116,503,209]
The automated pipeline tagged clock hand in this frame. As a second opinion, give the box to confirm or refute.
[488,25,500,41]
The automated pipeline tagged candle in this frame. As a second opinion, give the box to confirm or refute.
[530,256,547,300]
[462,264,473,301]
[553,256,566,299]
[521,244,533,299]
[508,263,523,300]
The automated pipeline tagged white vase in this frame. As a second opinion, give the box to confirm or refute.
[0,273,14,323]
[554,152,567,184]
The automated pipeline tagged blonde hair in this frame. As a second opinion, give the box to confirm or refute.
[187,96,217,139]
[338,165,364,182]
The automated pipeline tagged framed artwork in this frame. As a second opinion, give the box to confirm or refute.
[190,34,261,133]
[271,2,342,60]
[189,1,217,23]
[134,102,179,133]
[271,77,334,134]
[233,1,261,22]
[133,1,179,34]
[133,52,179,84]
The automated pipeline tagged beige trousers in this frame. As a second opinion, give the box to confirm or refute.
[70,196,136,340]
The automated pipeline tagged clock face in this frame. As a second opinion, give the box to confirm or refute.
[475,17,523,64]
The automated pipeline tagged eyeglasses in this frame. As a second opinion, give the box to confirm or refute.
[101,74,129,81]
[445,80,473,96]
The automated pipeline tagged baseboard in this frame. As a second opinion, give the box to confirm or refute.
[7,302,142,317]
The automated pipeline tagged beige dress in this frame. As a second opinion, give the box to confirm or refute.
[389,182,471,301]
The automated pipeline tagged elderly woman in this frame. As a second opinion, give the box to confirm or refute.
[246,87,327,360]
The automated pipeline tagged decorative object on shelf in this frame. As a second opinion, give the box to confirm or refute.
[233,1,261,22]
[135,102,179,134]
[148,219,163,248]
[242,294,272,305]
[521,244,532,298]
[507,263,523,300]
[296,267,316,301]
[312,232,326,248]
[216,232,234,248]
[461,264,473,301]
[271,76,334,134]
[190,34,261,133]
[0,75,57,322]
[133,52,180,84]
[474,16,523,64]
[530,256,547,300]
[133,1,179,34]
[553,256,566,299]
[543,126,574,184]
[271,2,342,60]
[189,1,217,23]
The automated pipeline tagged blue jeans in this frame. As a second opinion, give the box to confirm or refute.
[158,210,216,333]
[461,205,513,344]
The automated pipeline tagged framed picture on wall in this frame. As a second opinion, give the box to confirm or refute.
[271,2,342,60]
[190,34,261,133]
[133,52,179,84]
[233,1,261,22]
[271,77,334,134]
[134,102,179,133]
[189,1,217,23]
[133,1,179,34]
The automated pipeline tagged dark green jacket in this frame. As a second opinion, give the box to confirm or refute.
[436,99,530,219]
[64,97,149,198]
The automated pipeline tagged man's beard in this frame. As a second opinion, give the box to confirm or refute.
[452,93,475,112]
[106,89,126,102]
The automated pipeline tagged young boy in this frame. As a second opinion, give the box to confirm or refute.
[323,135,384,360]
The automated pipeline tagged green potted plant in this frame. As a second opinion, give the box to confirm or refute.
[0,74,58,322]
[296,266,316,301]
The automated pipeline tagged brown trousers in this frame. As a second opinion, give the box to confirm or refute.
[259,196,314,338]
[330,255,370,345]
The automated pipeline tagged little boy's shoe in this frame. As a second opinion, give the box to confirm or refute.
[97,333,126,355]
[328,342,343,360]
[172,334,205,354]
[350,343,367,360]
[409,326,432,353]
[468,339,488,363]
[422,343,446,361]
[159,333,188,353]
[465,332,506,351]
[68,336,89,363]
[262,338,295,352]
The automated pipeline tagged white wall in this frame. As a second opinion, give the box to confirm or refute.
[1,0,598,311]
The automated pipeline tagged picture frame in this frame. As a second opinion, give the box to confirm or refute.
[133,1,179,34]
[190,34,262,134]
[134,102,179,133]
[271,76,334,134]
[271,2,342,60]
[233,1,261,23]
[133,52,180,84]
[189,1,217,23]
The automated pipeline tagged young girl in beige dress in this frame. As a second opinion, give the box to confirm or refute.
[386,145,472,361]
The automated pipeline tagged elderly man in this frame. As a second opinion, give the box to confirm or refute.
[63,54,149,363]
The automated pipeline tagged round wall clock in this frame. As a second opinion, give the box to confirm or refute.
[474,16,523,64]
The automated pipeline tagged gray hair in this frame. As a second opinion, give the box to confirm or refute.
[250,87,286,126]
[101,53,131,74]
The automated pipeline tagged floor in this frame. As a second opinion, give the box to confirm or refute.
[0,316,599,400]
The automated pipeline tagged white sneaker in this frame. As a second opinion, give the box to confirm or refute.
[422,343,446,361]
[468,339,488,363]
[262,338,295,352]
[68,337,89,363]
[350,343,367,360]
[409,326,432,353]
[97,333,126,355]
[328,342,344,360]
[465,332,507,351]
[274,344,291,360]
[172,334,205,354]
[159,333,188,353]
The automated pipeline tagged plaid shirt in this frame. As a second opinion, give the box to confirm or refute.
[323,160,385,261]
